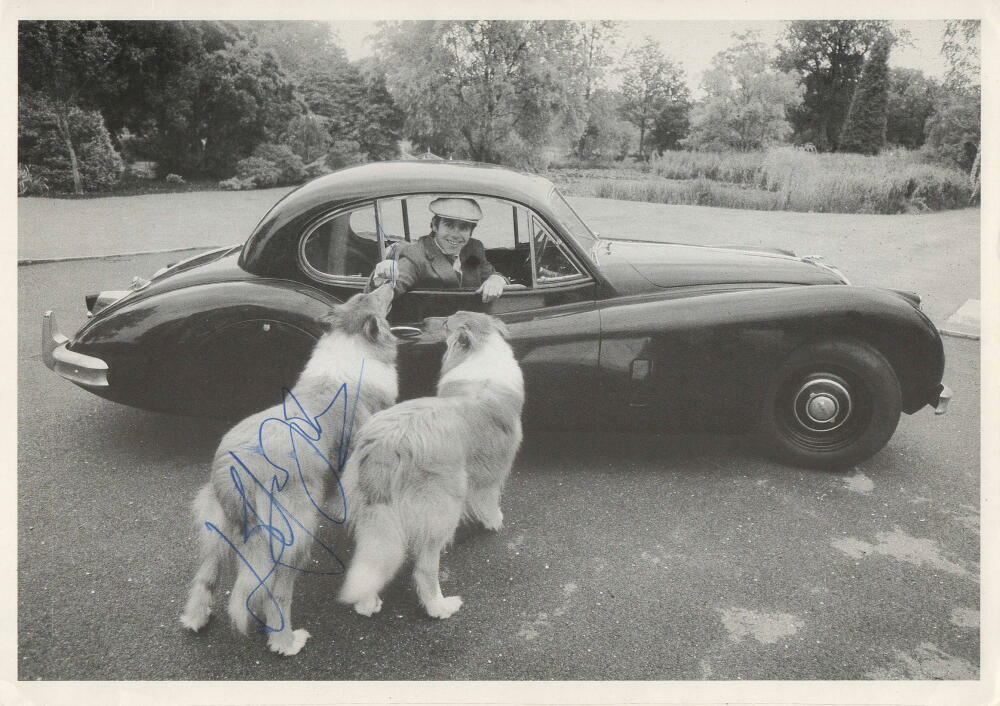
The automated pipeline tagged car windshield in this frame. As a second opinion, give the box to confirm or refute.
[549,188,598,251]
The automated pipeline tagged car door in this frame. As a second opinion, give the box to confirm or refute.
[376,195,602,429]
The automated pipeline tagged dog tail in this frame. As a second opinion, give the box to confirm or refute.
[180,483,231,632]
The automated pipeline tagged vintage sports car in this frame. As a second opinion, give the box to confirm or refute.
[43,161,951,468]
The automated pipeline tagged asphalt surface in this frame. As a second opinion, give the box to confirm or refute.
[18,247,980,681]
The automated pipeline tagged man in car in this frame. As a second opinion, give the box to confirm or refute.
[369,197,507,303]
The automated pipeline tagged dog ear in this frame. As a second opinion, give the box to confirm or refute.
[454,326,474,351]
[363,315,381,342]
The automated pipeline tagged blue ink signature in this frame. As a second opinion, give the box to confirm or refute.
[203,361,366,633]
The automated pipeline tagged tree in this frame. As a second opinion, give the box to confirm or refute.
[18,21,117,193]
[683,32,802,151]
[777,20,896,150]
[618,37,688,159]
[194,39,303,176]
[576,89,635,160]
[885,68,938,149]
[838,36,891,154]
[650,100,690,152]
[936,20,981,199]
[573,21,620,158]
[374,20,585,166]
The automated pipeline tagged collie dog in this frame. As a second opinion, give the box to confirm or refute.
[338,312,524,619]
[180,285,398,656]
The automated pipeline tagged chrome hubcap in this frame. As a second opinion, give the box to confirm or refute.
[793,378,852,433]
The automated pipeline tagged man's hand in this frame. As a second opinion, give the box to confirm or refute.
[371,259,396,287]
[476,273,506,303]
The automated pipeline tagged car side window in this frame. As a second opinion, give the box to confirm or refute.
[532,216,585,285]
[376,194,532,286]
[301,204,380,279]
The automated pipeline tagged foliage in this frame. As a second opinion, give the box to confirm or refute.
[650,101,690,153]
[618,36,689,158]
[223,142,307,189]
[683,32,801,152]
[576,89,635,160]
[838,37,891,155]
[18,164,49,195]
[599,147,970,213]
[19,93,125,193]
[777,21,896,151]
[325,139,366,170]
[281,114,331,163]
[572,21,621,158]
[885,68,938,149]
[234,21,346,77]
[195,40,303,177]
[165,173,185,184]
[923,89,980,172]
[941,20,980,93]
[374,20,587,165]
[296,58,402,162]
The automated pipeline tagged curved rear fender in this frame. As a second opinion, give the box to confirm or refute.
[599,285,944,429]
[69,280,341,416]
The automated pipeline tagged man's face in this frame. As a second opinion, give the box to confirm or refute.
[432,217,475,256]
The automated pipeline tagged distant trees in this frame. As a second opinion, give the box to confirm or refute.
[373,20,588,167]
[618,37,689,159]
[18,20,405,191]
[928,20,980,193]
[838,37,891,155]
[18,21,118,193]
[885,68,938,149]
[684,32,802,151]
[777,21,895,151]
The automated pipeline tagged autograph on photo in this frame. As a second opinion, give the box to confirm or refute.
[204,367,366,632]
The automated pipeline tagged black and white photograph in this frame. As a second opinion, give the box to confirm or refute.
[8,2,996,704]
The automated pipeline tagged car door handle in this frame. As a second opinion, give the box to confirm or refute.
[390,326,423,338]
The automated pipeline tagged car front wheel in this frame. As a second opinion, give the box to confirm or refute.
[758,339,902,469]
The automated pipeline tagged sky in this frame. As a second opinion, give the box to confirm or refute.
[330,20,954,93]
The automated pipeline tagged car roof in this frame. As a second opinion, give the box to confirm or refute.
[270,160,556,215]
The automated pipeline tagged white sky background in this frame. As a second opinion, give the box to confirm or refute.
[331,20,953,93]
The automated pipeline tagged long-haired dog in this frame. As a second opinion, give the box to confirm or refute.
[338,311,524,619]
[180,284,398,656]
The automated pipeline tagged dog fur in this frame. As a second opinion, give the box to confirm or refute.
[337,311,524,619]
[179,285,398,656]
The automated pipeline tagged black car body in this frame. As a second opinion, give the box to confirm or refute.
[43,161,951,467]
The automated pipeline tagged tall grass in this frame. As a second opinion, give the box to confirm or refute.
[630,148,973,214]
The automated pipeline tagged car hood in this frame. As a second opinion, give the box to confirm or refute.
[596,238,846,289]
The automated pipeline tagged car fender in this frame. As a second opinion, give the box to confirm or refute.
[599,284,944,430]
[70,279,340,417]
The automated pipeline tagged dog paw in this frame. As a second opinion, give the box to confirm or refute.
[268,628,311,656]
[179,607,211,632]
[482,509,504,532]
[353,595,383,617]
[426,595,463,619]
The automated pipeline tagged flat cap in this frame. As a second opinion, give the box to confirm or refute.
[429,197,482,223]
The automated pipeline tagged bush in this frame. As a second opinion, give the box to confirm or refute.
[234,156,281,188]
[18,163,48,195]
[251,143,307,184]
[218,176,254,190]
[165,173,185,185]
[19,95,125,193]
[325,139,366,170]
[281,115,331,163]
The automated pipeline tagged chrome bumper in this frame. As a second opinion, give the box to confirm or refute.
[933,384,952,415]
[42,311,109,387]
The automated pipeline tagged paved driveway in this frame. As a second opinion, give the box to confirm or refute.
[14,193,984,692]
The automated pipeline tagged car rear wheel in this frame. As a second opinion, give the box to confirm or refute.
[758,339,902,469]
